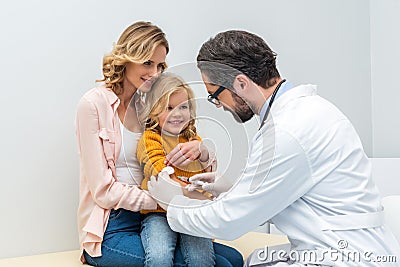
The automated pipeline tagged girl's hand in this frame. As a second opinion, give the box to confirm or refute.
[165,140,209,167]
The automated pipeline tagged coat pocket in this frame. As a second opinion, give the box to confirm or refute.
[99,128,116,171]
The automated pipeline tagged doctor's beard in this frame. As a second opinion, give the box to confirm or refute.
[228,93,255,123]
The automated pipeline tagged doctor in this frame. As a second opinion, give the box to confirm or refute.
[149,30,400,266]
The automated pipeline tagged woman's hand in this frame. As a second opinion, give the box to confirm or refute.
[165,140,209,167]
[147,171,183,210]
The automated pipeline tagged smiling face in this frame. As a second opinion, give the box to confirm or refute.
[123,45,167,93]
[158,89,191,135]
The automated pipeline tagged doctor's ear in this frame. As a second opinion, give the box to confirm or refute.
[233,74,250,91]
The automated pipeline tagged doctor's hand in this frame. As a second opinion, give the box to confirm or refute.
[147,171,184,210]
[186,172,232,197]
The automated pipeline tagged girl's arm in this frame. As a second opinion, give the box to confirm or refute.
[137,131,168,181]
[165,137,217,172]
[137,132,212,200]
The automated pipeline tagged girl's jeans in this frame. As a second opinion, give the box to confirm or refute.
[84,209,243,267]
[141,212,215,266]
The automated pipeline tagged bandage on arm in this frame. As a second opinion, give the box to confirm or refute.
[161,167,211,200]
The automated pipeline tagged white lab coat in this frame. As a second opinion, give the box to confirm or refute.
[167,84,400,266]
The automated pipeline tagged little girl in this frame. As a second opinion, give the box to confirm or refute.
[136,73,215,267]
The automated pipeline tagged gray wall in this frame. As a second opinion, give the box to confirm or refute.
[370,0,400,157]
[0,0,395,259]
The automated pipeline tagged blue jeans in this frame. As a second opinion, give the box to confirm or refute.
[84,209,243,267]
[141,212,215,267]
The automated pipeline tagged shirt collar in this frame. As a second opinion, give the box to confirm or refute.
[259,80,293,119]
[101,85,120,112]
[101,84,145,114]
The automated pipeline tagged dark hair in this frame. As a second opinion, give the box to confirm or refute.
[197,30,280,89]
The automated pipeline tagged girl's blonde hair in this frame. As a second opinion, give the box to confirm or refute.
[97,21,169,95]
[141,73,198,140]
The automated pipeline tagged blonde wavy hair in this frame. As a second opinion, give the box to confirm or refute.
[97,21,169,95]
[141,73,198,140]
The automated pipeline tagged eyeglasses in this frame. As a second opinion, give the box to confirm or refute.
[207,86,226,106]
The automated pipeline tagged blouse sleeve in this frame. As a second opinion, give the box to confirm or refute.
[76,97,156,211]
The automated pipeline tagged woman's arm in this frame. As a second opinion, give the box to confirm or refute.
[198,143,217,172]
[76,97,156,211]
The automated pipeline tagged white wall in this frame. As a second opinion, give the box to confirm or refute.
[370,0,400,157]
[371,158,400,197]
[0,0,389,259]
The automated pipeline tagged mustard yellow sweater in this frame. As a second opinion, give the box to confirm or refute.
[137,130,206,213]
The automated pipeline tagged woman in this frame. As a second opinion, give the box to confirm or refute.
[75,21,243,267]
